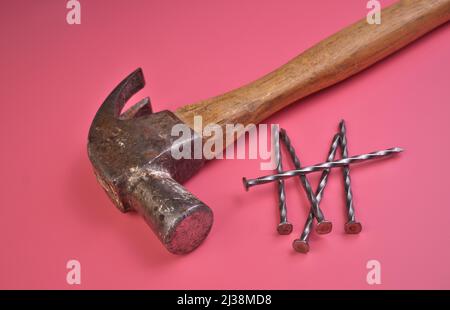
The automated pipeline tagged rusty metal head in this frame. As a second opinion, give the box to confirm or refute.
[88,68,213,254]
[277,222,293,235]
[292,239,309,254]
[315,220,332,235]
[345,221,362,234]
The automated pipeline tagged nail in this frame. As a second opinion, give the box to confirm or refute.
[243,147,403,188]
[292,212,314,253]
[274,126,293,235]
[292,134,341,253]
[279,129,331,234]
[339,120,362,234]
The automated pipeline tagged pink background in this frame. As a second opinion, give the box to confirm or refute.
[1,0,449,289]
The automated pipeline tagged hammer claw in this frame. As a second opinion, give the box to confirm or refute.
[98,68,145,119]
[119,97,152,120]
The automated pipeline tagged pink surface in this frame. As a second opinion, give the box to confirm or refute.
[1,0,450,289]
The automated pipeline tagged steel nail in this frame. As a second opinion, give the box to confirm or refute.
[243,147,403,188]
[339,120,362,234]
[292,134,341,252]
[279,129,332,234]
[274,126,293,235]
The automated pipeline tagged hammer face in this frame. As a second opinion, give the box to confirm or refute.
[130,171,213,254]
[88,69,212,254]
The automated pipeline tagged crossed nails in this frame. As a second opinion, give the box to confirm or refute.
[243,120,403,253]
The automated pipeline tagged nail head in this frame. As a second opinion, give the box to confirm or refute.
[277,222,293,235]
[292,239,310,253]
[345,221,362,234]
[315,220,333,234]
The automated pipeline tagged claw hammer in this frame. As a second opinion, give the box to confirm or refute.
[88,0,450,254]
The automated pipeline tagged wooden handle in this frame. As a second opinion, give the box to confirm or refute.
[175,0,450,135]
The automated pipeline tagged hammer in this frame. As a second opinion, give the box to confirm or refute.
[88,0,450,254]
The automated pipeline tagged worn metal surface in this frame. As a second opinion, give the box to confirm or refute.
[88,68,213,254]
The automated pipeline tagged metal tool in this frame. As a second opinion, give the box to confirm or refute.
[88,70,213,255]
[88,0,449,254]
[279,129,332,234]
[292,134,341,253]
[339,121,362,234]
[243,148,403,189]
[274,126,293,235]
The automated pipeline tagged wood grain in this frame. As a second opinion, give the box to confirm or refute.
[175,0,450,147]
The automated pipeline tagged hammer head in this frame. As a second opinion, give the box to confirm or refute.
[88,69,213,254]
